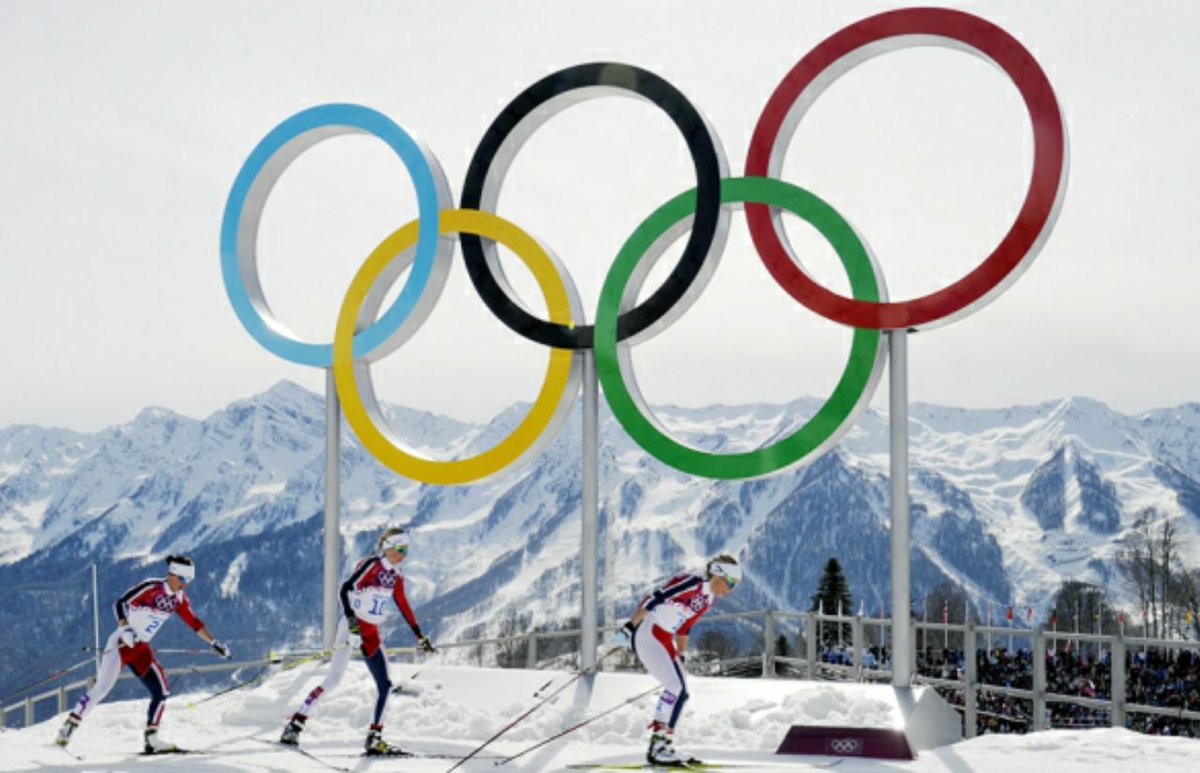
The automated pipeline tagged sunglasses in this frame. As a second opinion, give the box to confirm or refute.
[713,571,737,588]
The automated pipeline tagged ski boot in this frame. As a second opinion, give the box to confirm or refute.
[647,731,687,767]
[142,727,179,754]
[364,725,407,757]
[55,715,79,747]
[280,714,305,746]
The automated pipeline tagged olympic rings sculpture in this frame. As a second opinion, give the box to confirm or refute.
[221,7,1067,484]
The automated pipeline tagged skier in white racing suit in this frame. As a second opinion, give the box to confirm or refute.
[614,554,742,766]
[55,555,232,754]
[279,526,436,756]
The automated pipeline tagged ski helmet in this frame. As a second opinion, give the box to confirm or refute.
[378,527,410,555]
[706,554,742,588]
[165,554,196,583]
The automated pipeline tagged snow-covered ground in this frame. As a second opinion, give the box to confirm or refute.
[1,662,1195,772]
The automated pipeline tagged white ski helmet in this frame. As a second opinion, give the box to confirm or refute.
[378,527,410,555]
[165,555,196,583]
[706,554,742,588]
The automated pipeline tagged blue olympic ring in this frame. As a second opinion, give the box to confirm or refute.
[220,103,449,367]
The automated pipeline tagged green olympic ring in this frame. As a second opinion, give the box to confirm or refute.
[595,176,887,479]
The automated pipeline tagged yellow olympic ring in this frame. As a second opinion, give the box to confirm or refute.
[333,209,582,485]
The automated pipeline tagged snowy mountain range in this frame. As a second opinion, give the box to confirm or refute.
[2,381,1199,698]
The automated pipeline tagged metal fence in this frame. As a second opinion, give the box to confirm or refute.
[6,611,1198,738]
[1,656,281,729]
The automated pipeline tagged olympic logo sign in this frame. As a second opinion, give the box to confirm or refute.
[828,737,865,755]
[220,8,1066,485]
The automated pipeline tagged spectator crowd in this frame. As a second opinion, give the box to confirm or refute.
[913,645,1200,737]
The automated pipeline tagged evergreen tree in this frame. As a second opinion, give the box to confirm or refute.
[809,557,854,648]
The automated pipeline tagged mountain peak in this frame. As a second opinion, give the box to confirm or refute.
[262,379,320,403]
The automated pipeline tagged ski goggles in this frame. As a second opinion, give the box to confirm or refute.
[380,534,410,554]
[709,561,742,588]
[168,562,196,582]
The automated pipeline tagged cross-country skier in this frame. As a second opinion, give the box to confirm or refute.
[55,555,232,753]
[279,526,436,756]
[614,554,742,767]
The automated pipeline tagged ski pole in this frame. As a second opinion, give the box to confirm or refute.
[0,659,94,705]
[391,647,446,694]
[85,643,261,657]
[530,676,556,698]
[406,644,444,679]
[445,647,623,773]
[493,684,659,766]
[187,663,273,707]
[278,647,338,671]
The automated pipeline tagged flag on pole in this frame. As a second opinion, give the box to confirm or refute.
[942,601,949,624]
[1027,607,1033,624]
[1050,610,1057,626]
[1007,606,1014,623]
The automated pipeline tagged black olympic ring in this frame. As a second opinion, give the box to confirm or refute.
[460,62,729,350]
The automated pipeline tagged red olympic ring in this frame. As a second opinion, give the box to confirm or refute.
[745,7,1067,330]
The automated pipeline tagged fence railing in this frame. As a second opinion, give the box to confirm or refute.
[6,612,1198,737]
[1,656,283,729]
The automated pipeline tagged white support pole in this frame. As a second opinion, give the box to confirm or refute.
[91,562,101,674]
[889,329,913,686]
[604,507,616,630]
[323,368,342,650]
[964,622,978,738]
[581,351,600,671]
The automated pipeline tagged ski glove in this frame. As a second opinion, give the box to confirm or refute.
[417,635,436,654]
[211,640,232,659]
[118,625,138,648]
[346,615,363,649]
[608,620,636,650]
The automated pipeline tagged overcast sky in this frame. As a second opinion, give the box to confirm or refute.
[2,0,1198,431]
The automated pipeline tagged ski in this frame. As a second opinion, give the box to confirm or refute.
[53,744,85,762]
[139,747,199,756]
[568,764,732,771]
[252,737,352,772]
[337,749,505,761]
[567,760,844,771]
